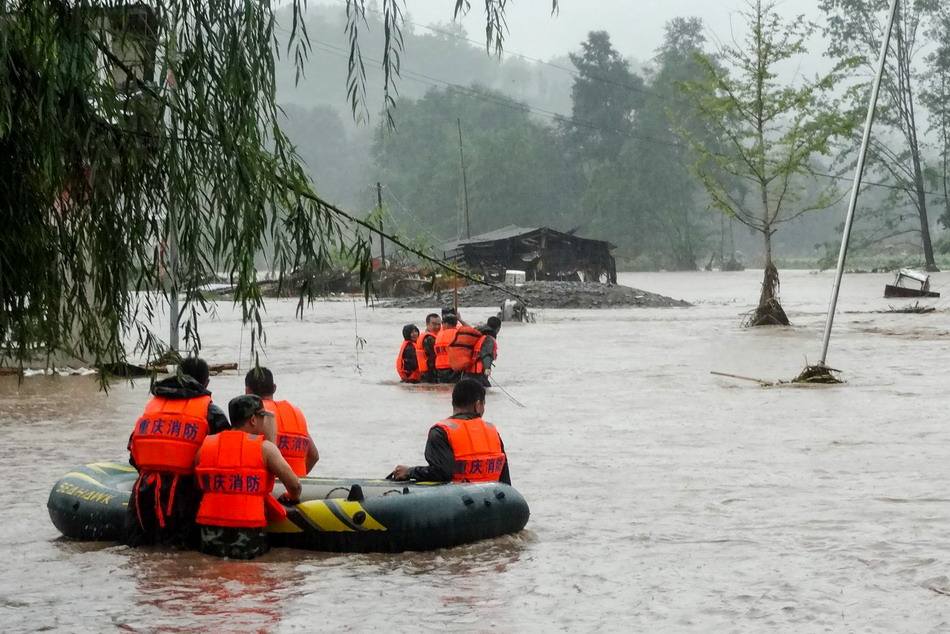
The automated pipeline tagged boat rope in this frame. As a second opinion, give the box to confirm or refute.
[490,375,526,409]
[324,486,350,499]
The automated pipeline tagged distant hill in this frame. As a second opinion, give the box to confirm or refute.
[275,4,576,124]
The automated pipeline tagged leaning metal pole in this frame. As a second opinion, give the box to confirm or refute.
[818,0,899,367]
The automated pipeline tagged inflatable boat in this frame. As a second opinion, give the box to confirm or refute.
[47,462,529,552]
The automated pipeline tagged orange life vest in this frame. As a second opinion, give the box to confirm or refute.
[130,395,211,475]
[195,430,275,528]
[263,399,311,477]
[415,331,436,374]
[434,416,506,482]
[470,335,498,374]
[396,340,422,382]
[434,325,457,370]
[448,326,483,372]
[262,398,310,476]
[129,395,212,529]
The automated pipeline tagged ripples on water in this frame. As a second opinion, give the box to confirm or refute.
[2,271,950,631]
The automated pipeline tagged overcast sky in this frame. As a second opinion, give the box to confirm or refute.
[309,0,834,79]
[404,0,821,62]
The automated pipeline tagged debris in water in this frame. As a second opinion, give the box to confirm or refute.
[880,301,935,314]
[792,364,843,384]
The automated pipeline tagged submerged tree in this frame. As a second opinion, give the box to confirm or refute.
[680,0,855,326]
[0,0,553,371]
[821,0,940,271]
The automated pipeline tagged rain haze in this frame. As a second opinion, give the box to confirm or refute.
[6,1,950,632]
[400,0,823,63]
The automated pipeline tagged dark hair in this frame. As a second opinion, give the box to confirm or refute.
[403,324,419,340]
[245,366,275,396]
[425,313,440,325]
[229,394,263,426]
[486,316,501,331]
[441,306,456,317]
[179,357,209,385]
[444,314,458,327]
[452,378,486,408]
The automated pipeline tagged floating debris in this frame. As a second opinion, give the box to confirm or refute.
[880,301,935,314]
[791,364,843,384]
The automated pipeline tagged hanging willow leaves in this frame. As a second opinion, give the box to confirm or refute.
[343,0,559,126]
[0,0,544,375]
[0,0,373,373]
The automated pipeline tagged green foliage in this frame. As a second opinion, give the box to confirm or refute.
[582,18,716,270]
[922,6,950,228]
[678,0,856,312]
[342,0,559,126]
[280,104,372,210]
[372,85,579,240]
[564,31,644,166]
[821,0,940,270]
[0,0,371,371]
[679,2,855,265]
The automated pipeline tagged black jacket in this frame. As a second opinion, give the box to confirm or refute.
[421,333,437,382]
[128,375,230,468]
[151,375,230,433]
[400,341,419,378]
[407,413,511,485]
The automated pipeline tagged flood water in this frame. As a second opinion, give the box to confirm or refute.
[3,270,950,632]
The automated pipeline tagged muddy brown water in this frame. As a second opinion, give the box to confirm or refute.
[2,271,950,631]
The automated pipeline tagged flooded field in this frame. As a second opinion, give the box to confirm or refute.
[2,270,950,631]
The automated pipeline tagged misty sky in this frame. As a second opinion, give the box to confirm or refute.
[309,1,824,63]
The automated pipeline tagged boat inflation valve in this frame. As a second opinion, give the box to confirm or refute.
[462,495,474,506]
[347,484,365,502]
[352,511,366,525]
[494,490,506,500]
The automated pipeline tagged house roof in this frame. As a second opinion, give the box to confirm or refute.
[442,225,614,255]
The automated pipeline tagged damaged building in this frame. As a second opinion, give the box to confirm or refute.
[442,225,617,284]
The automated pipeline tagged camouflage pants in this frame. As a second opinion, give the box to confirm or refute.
[199,526,269,560]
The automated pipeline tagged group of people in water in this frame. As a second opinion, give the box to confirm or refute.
[396,308,501,387]
[125,353,509,560]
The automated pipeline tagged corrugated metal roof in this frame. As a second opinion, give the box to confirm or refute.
[442,225,538,253]
[442,225,614,255]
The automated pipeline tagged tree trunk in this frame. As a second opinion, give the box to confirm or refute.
[759,227,774,303]
[749,224,789,326]
[895,11,938,271]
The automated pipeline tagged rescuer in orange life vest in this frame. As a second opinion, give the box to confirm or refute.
[415,313,441,383]
[195,394,302,559]
[244,367,319,476]
[125,357,231,548]
[434,311,483,384]
[396,324,421,383]
[390,378,511,484]
[433,313,460,383]
[462,316,501,388]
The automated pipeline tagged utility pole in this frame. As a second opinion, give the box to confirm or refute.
[457,118,471,239]
[818,0,898,367]
[376,182,386,268]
